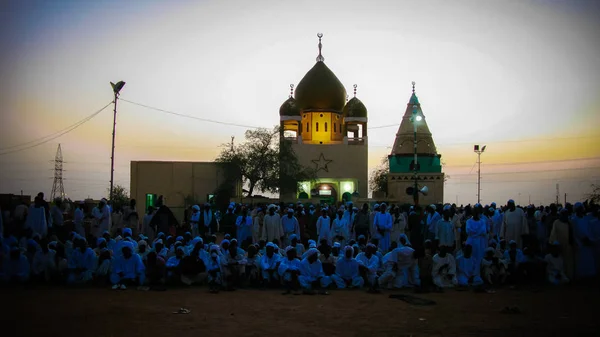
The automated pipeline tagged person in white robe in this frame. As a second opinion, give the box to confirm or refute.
[356,244,380,292]
[545,241,569,285]
[92,199,112,239]
[260,242,280,286]
[189,205,201,238]
[95,238,112,278]
[432,246,457,289]
[570,202,596,279]
[280,208,300,247]
[67,238,95,284]
[252,208,264,244]
[74,202,85,238]
[316,208,332,245]
[236,208,254,245]
[142,206,156,242]
[332,246,364,289]
[426,205,442,241]
[331,209,349,247]
[373,203,393,252]
[456,244,483,287]
[110,241,145,289]
[466,204,488,275]
[500,200,528,248]
[278,246,302,294]
[436,205,456,250]
[299,248,331,294]
[391,207,407,244]
[481,247,507,285]
[26,198,47,238]
[262,206,283,242]
[206,245,222,293]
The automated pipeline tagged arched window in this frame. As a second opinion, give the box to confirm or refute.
[333,123,337,133]
[325,122,328,132]
[316,122,319,132]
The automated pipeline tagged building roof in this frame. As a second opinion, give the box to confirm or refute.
[295,61,347,112]
[279,97,301,116]
[343,97,368,118]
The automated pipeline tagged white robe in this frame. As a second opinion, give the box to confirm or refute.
[25,206,47,238]
[500,208,528,248]
[432,253,457,288]
[262,214,283,242]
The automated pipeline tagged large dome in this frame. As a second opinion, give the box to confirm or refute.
[343,97,367,118]
[294,62,347,112]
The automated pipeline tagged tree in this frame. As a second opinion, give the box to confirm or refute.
[215,126,315,197]
[588,184,600,203]
[108,184,129,211]
[369,156,389,195]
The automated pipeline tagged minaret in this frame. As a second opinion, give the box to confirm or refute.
[387,82,444,204]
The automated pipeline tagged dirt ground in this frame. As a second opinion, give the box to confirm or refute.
[1,285,598,337]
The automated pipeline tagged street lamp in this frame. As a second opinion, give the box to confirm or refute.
[410,103,422,205]
[109,81,125,202]
[473,144,486,204]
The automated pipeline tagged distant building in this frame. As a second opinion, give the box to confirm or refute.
[130,161,241,222]
[279,34,368,204]
[387,84,444,204]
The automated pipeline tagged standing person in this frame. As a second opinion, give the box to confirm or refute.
[122,199,139,236]
[549,209,575,280]
[306,205,319,244]
[281,208,300,246]
[436,205,456,251]
[200,203,215,239]
[501,200,528,248]
[26,197,47,238]
[353,203,371,241]
[252,207,264,244]
[189,205,201,238]
[490,203,503,239]
[74,202,85,238]
[220,205,237,238]
[142,206,155,242]
[570,202,596,279]
[92,199,111,239]
[391,207,407,244]
[466,204,488,274]
[316,207,332,245]
[262,205,283,242]
[235,207,253,247]
[425,205,441,242]
[373,203,392,252]
[407,205,425,254]
[331,209,349,247]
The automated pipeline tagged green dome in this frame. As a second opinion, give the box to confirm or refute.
[295,62,347,112]
[343,97,368,118]
[409,93,420,105]
[279,97,300,116]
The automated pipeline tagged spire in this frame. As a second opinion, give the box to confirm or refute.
[289,84,294,98]
[353,84,357,97]
[409,81,420,105]
[316,33,324,62]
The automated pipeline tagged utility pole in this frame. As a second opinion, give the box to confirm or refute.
[473,144,486,204]
[556,183,560,205]
[564,193,567,205]
[109,81,125,202]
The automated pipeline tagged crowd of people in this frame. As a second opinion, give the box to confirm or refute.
[1,193,599,294]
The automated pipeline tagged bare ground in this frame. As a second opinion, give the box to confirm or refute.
[1,285,598,337]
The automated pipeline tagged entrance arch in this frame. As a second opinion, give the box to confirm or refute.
[314,183,337,205]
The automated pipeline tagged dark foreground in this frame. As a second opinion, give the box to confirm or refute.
[1,285,599,337]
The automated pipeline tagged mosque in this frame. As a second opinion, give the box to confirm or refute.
[279,33,444,205]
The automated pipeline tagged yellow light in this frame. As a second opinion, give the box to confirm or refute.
[342,182,353,192]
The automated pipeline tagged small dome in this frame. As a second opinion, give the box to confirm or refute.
[279,97,300,116]
[295,62,347,112]
[409,93,420,105]
[343,97,367,118]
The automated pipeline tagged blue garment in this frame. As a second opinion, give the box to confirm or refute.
[436,220,455,248]
[278,257,302,282]
[334,256,360,280]
[299,257,331,289]
[260,253,280,281]
[67,247,95,284]
[110,254,145,285]
[356,252,379,286]
[427,212,442,234]
[236,215,253,242]
[456,255,483,286]
[373,212,392,252]
[466,218,487,274]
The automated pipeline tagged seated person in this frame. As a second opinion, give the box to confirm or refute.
[432,245,457,290]
[278,246,302,294]
[333,246,364,289]
[456,244,483,287]
[299,248,331,294]
[110,241,145,290]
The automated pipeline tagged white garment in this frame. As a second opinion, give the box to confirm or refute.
[500,208,528,247]
[262,213,283,242]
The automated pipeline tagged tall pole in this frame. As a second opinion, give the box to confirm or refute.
[564,193,567,205]
[413,106,419,206]
[477,151,481,204]
[110,91,118,201]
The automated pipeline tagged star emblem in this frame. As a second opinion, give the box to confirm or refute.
[312,153,332,172]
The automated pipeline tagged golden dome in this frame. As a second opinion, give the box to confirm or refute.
[279,97,300,116]
[294,62,347,112]
[343,97,367,118]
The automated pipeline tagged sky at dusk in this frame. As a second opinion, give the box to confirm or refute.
[1,0,599,205]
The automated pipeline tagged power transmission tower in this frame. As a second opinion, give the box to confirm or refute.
[50,144,66,201]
